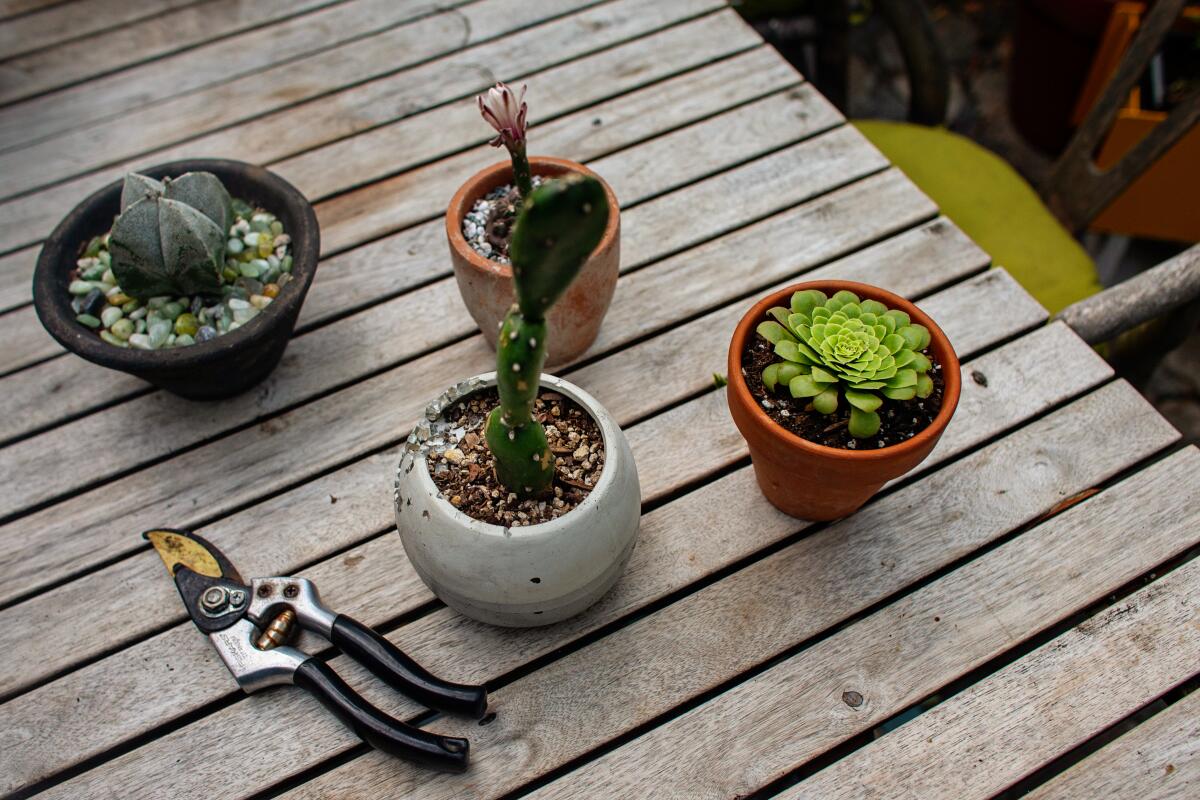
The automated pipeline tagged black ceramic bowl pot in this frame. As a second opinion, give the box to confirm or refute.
[32,158,319,400]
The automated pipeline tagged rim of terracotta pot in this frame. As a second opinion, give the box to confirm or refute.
[445,156,619,280]
[32,158,319,372]
[400,372,623,539]
[727,279,962,462]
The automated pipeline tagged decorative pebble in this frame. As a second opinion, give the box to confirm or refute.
[68,280,93,295]
[100,306,123,327]
[110,318,134,340]
[79,288,106,317]
[99,330,128,347]
[174,313,198,337]
[196,325,217,343]
[147,319,172,348]
[128,333,153,350]
[75,313,100,328]
[460,177,545,264]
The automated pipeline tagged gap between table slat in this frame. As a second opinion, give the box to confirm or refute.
[0,0,203,61]
[0,0,375,108]
[780,538,1200,800]
[1022,687,1200,800]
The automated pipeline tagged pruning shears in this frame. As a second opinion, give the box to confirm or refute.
[145,528,487,772]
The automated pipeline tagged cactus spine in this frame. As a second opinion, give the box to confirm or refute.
[109,172,233,300]
[484,173,609,498]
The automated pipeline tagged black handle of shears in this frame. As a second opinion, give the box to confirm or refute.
[330,614,488,718]
[293,659,470,772]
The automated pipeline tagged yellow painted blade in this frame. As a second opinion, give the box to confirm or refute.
[144,529,223,578]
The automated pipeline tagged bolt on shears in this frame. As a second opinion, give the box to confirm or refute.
[145,528,488,772]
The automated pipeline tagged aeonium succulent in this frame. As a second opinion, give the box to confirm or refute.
[757,289,934,439]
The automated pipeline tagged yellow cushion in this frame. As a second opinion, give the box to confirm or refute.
[854,120,1102,315]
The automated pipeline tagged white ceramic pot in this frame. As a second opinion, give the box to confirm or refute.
[394,373,640,627]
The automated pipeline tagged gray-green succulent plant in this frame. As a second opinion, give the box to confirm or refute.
[757,289,934,439]
[108,172,233,300]
[484,173,609,499]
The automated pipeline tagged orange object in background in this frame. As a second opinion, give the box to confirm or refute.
[1072,2,1200,243]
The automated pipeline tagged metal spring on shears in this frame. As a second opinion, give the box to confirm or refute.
[255,609,296,650]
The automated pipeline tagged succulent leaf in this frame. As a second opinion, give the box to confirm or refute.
[757,320,794,344]
[812,388,838,414]
[789,374,822,398]
[759,288,938,438]
[763,363,780,392]
[849,407,881,438]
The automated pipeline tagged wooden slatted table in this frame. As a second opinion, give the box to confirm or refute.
[1,1,1197,798]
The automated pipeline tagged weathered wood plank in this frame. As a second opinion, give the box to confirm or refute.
[0,0,197,60]
[0,305,57,375]
[0,262,1040,789]
[1024,689,1200,800]
[0,0,723,200]
[526,448,1200,800]
[0,122,878,526]
[0,55,809,437]
[785,545,1200,800]
[0,0,376,107]
[41,381,1175,800]
[0,0,67,20]
[0,244,37,312]
[0,7,753,303]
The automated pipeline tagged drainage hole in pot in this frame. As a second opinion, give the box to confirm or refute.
[530,577,541,583]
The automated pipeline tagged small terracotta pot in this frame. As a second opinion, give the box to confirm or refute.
[727,280,961,521]
[446,157,619,366]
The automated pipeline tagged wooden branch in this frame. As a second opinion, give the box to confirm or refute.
[1055,244,1200,344]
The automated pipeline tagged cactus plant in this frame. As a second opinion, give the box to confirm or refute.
[108,171,233,299]
[757,289,934,439]
[484,173,609,498]
[478,82,531,198]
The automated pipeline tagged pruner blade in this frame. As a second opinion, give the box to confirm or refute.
[143,528,243,585]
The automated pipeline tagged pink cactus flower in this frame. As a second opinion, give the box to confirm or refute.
[478,82,528,148]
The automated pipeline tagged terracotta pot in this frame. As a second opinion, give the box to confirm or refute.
[33,158,319,400]
[446,157,619,366]
[727,280,961,521]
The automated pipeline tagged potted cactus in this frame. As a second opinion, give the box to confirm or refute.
[33,159,318,399]
[446,82,620,366]
[399,173,640,628]
[727,281,961,520]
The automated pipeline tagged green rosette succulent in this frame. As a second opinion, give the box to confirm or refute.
[757,289,934,439]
